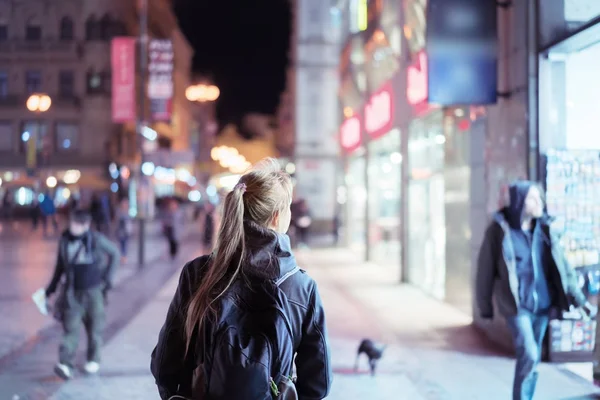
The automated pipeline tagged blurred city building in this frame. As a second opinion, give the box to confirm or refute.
[331,0,600,363]
[289,0,344,234]
[0,0,193,209]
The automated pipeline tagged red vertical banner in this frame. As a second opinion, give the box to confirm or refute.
[111,37,136,123]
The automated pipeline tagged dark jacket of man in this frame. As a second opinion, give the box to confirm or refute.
[46,230,120,306]
[476,185,586,319]
[151,220,332,400]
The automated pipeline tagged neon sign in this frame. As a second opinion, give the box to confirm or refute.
[340,115,361,153]
[358,0,368,31]
[407,51,428,106]
[364,82,394,139]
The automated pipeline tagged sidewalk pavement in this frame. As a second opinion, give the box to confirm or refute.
[49,248,600,400]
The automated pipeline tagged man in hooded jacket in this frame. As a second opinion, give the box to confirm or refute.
[476,180,597,400]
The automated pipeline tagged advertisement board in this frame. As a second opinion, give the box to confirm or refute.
[148,39,174,121]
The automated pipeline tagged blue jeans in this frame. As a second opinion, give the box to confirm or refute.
[506,310,549,400]
[118,237,129,257]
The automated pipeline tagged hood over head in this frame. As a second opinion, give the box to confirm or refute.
[238,220,297,282]
[505,180,534,229]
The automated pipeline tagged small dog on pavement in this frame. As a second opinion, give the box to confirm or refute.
[355,338,387,376]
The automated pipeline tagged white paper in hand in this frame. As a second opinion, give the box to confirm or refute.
[32,288,48,316]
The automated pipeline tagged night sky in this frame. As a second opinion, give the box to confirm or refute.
[174,0,291,126]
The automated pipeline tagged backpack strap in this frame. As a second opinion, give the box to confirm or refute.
[275,266,300,287]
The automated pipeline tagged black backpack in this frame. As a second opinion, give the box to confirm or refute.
[205,266,300,400]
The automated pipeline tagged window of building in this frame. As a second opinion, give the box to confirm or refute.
[56,122,78,151]
[25,71,42,94]
[0,25,8,41]
[19,120,49,153]
[0,71,8,98]
[85,15,101,40]
[0,121,13,151]
[59,70,74,97]
[100,14,114,40]
[25,19,42,41]
[60,16,74,40]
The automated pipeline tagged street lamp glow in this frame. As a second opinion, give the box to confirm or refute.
[63,169,81,184]
[27,93,51,113]
[141,162,155,176]
[46,176,57,188]
[186,84,220,102]
[188,190,201,202]
[142,126,158,141]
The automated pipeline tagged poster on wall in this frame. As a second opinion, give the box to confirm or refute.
[148,39,173,121]
[294,158,336,221]
[111,37,136,123]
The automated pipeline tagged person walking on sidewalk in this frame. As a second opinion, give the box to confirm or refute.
[40,191,59,236]
[115,198,133,263]
[151,158,332,400]
[476,181,597,400]
[44,209,120,380]
[162,198,184,260]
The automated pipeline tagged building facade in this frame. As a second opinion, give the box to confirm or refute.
[290,0,344,233]
[0,0,193,207]
[335,0,535,339]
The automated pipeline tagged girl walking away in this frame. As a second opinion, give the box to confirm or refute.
[151,158,332,400]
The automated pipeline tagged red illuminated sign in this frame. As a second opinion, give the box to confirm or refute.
[340,115,362,153]
[364,82,394,139]
[407,51,428,107]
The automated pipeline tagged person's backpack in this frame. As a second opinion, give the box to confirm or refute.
[205,266,300,400]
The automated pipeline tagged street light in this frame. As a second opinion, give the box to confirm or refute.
[25,93,51,177]
[186,84,220,103]
[26,93,52,113]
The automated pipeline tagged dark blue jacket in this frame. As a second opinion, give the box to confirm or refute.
[151,220,332,400]
[476,183,587,319]
[505,181,552,313]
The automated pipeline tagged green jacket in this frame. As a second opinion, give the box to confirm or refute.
[476,210,586,319]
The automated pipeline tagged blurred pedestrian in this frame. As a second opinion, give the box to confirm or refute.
[162,198,183,260]
[31,196,41,231]
[115,198,132,263]
[1,189,12,220]
[40,192,58,236]
[294,199,312,248]
[203,203,215,249]
[151,158,332,400]
[43,209,120,380]
[333,206,341,247]
[476,181,597,400]
[90,192,111,235]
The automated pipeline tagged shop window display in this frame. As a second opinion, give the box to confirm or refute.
[443,108,473,313]
[407,111,446,299]
[346,155,367,259]
[368,129,401,268]
[538,29,600,362]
